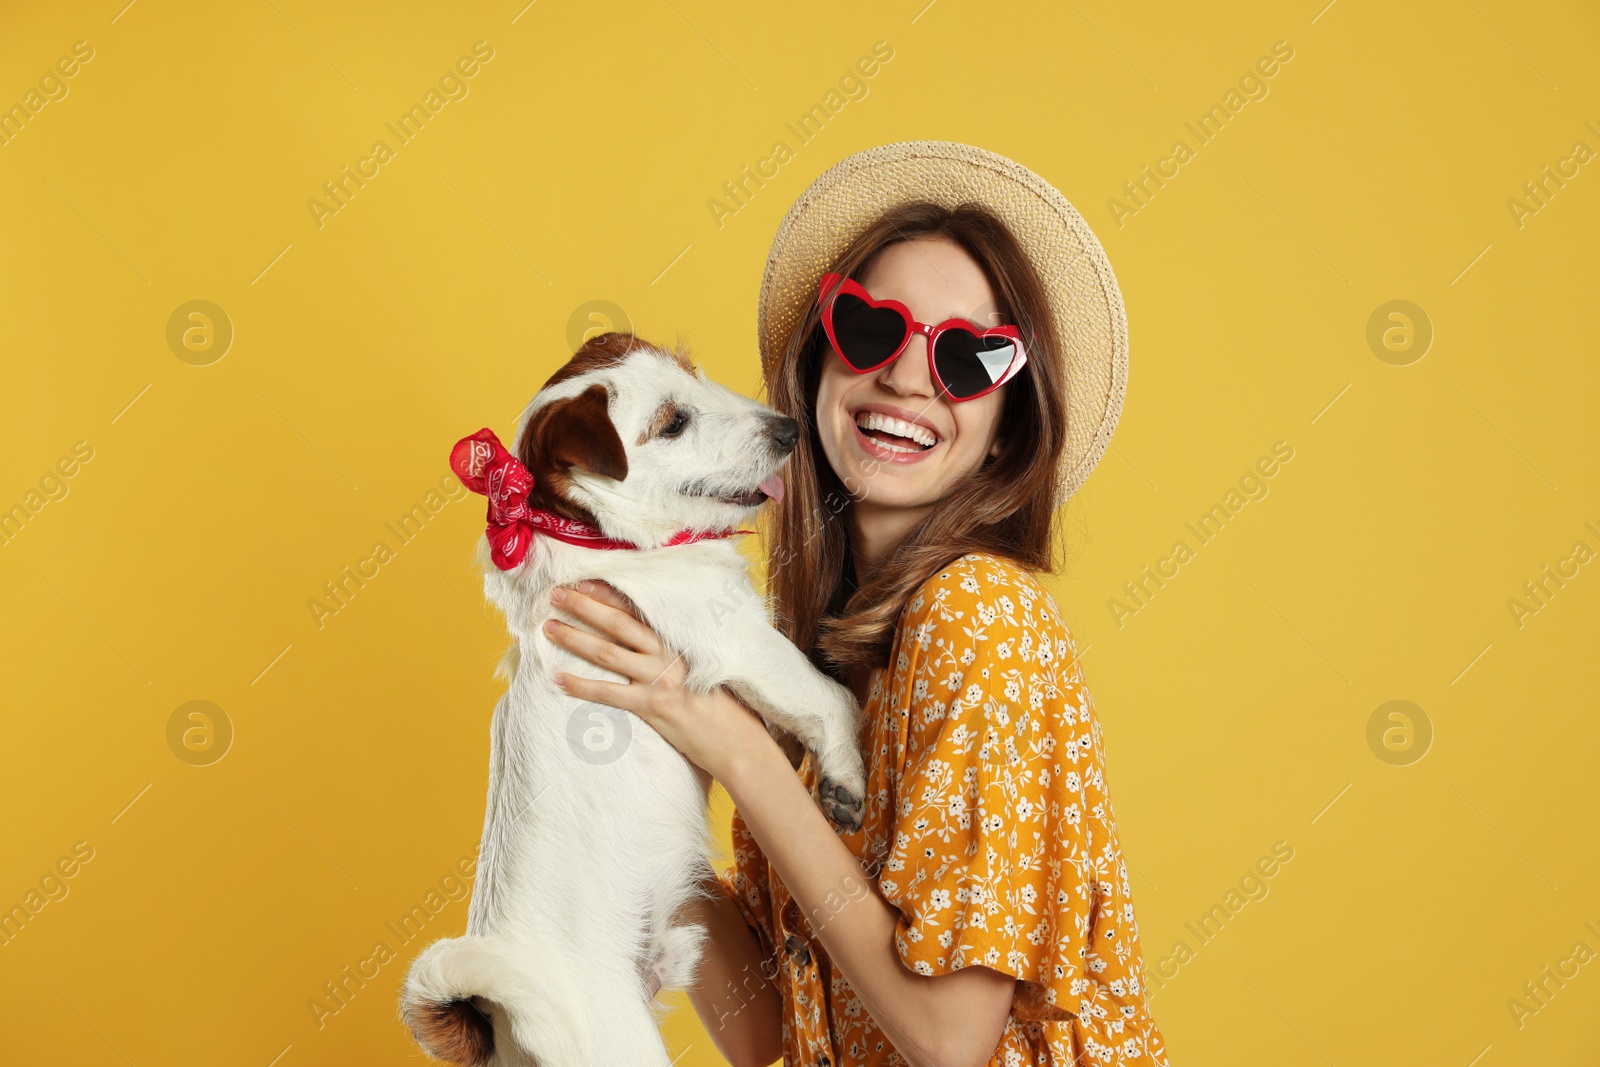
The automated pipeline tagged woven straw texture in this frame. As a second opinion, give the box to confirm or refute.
[758,140,1128,505]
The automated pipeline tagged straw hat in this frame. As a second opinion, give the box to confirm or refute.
[757,140,1128,506]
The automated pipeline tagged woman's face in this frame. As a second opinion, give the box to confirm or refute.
[815,237,1009,513]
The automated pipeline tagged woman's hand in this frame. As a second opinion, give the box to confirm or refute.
[543,581,775,783]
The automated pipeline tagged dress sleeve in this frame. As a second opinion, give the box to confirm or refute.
[716,804,776,958]
[876,557,1167,1064]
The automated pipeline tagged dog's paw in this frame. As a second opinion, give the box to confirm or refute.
[817,776,865,832]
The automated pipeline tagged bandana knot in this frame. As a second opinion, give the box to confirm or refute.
[450,428,538,570]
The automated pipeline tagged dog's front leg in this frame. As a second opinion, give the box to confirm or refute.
[594,565,867,830]
[711,625,867,832]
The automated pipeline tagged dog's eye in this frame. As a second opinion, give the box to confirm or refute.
[660,411,690,438]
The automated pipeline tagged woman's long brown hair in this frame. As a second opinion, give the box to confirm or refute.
[763,201,1069,681]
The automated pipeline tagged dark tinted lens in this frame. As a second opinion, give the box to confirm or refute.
[933,329,1018,399]
[831,292,908,370]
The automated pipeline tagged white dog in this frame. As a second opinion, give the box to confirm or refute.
[400,332,865,1066]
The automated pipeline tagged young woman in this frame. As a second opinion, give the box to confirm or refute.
[542,143,1167,1067]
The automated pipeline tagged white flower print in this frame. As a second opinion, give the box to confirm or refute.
[717,554,1167,1067]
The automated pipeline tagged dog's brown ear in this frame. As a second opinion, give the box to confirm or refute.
[532,383,628,482]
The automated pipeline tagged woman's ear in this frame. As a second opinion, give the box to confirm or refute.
[988,437,1004,458]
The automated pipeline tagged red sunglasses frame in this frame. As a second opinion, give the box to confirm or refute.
[817,272,1028,402]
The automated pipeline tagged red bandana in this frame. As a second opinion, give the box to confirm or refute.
[449,428,751,570]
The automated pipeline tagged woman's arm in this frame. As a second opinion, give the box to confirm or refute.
[543,582,1014,1067]
[683,873,784,1067]
[718,719,1015,1067]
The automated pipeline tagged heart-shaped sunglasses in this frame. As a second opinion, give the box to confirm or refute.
[817,273,1029,402]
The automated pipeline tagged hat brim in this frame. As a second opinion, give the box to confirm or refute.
[757,140,1128,507]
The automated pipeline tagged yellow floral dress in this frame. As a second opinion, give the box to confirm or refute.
[718,553,1168,1066]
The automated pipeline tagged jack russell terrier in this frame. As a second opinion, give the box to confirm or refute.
[401,332,865,1066]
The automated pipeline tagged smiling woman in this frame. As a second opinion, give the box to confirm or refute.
[542,142,1162,1067]
[768,198,1068,672]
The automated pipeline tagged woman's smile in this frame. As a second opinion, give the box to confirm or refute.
[848,402,944,463]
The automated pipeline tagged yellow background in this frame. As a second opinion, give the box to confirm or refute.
[2,0,1597,1064]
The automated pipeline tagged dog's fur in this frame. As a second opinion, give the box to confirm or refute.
[400,333,865,1066]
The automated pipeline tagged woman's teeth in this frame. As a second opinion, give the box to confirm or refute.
[855,411,938,451]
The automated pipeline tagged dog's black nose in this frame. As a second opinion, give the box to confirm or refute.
[767,415,800,451]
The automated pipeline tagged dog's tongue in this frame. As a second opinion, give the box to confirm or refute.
[758,474,786,504]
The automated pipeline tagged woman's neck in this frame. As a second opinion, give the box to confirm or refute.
[847,499,931,582]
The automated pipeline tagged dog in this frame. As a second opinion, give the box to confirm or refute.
[400,332,866,1066]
